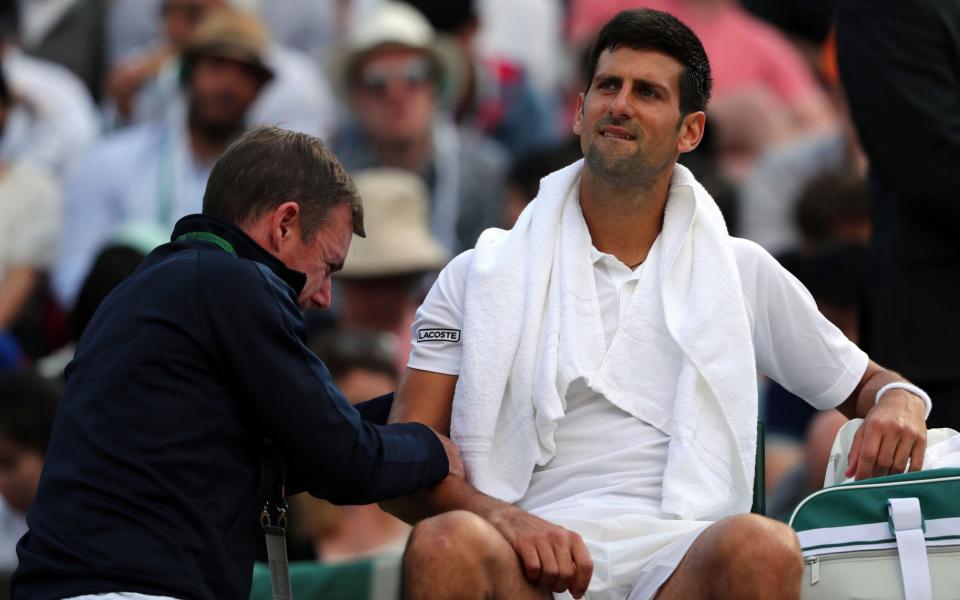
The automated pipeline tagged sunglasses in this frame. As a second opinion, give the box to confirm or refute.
[356,58,434,95]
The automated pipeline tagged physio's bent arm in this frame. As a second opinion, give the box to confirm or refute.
[204,269,448,504]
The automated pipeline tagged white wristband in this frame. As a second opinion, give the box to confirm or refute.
[875,382,932,420]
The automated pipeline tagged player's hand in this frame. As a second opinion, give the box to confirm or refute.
[846,389,927,480]
[485,504,593,598]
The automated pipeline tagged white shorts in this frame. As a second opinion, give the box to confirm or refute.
[539,511,712,600]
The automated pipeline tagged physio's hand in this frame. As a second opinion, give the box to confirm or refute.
[430,429,465,480]
[846,389,927,480]
[485,504,593,598]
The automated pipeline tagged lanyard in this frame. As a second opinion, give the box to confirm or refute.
[261,462,292,600]
[174,231,237,255]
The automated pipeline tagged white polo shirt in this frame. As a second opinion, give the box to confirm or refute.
[409,234,869,507]
[408,234,868,598]
[410,236,868,412]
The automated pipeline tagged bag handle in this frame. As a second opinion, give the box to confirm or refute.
[888,497,931,600]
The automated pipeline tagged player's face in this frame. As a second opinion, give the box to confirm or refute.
[574,47,702,185]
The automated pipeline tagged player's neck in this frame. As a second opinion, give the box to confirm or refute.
[578,167,671,268]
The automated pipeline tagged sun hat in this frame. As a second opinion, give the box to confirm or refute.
[339,168,450,278]
[181,9,274,83]
[330,1,465,106]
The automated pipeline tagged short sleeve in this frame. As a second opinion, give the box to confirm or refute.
[407,249,473,375]
[735,239,869,410]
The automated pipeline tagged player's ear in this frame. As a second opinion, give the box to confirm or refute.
[677,111,705,154]
[573,93,586,136]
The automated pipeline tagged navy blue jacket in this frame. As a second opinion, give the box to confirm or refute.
[13,215,448,599]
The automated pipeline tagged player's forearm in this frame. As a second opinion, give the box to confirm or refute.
[380,471,512,525]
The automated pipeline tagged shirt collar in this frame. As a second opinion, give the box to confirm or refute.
[580,216,644,278]
[170,214,307,296]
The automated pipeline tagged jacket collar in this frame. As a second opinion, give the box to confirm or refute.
[171,214,307,296]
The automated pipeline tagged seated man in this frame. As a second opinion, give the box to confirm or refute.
[386,9,929,600]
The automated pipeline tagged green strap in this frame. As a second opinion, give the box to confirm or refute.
[176,232,236,255]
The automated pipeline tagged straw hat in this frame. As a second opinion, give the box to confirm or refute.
[330,1,466,106]
[339,168,450,278]
[181,9,274,82]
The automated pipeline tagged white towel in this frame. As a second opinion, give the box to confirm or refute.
[452,160,758,520]
[924,434,960,470]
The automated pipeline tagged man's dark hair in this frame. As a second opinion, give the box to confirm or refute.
[584,9,712,114]
[0,370,60,456]
[203,126,365,240]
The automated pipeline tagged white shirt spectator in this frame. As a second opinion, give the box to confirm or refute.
[0,47,99,177]
[52,112,211,307]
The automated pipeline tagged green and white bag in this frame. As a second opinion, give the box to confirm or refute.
[789,420,960,600]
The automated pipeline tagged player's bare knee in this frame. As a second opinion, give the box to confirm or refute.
[710,515,802,577]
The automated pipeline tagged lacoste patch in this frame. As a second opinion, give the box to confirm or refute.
[416,328,461,343]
